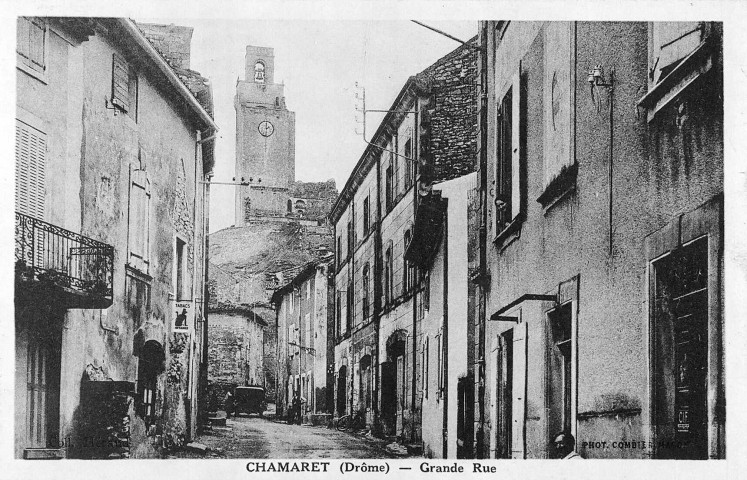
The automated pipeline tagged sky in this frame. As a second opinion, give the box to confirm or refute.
[141,19,477,233]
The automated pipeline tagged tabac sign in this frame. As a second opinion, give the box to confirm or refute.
[172,300,194,333]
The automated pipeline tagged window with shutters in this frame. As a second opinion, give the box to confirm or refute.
[127,167,151,274]
[363,196,370,235]
[111,53,138,120]
[385,166,393,213]
[651,22,706,85]
[304,313,311,348]
[404,138,414,190]
[494,77,525,236]
[347,221,353,258]
[639,22,720,121]
[17,17,47,81]
[15,119,46,219]
[362,263,370,319]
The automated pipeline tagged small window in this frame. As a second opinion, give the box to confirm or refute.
[346,282,353,332]
[337,236,342,267]
[403,230,412,294]
[404,139,413,189]
[347,221,354,258]
[362,263,370,319]
[363,196,370,234]
[385,166,393,212]
[175,237,186,300]
[111,53,138,120]
[336,294,342,338]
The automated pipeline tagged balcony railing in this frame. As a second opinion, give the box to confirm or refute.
[15,212,114,308]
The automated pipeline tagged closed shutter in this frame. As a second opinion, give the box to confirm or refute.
[128,167,150,272]
[112,53,130,112]
[511,321,527,459]
[489,335,498,457]
[17,18,46,72]
[15,119,46,219]
[510,66,521,220]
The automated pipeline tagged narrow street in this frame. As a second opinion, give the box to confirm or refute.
[170,412,413,459]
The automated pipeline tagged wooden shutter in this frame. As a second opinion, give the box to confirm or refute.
[511,321,527,459]
[510,65,521,220]
[128,168,150,271]
[489,335,499,457]
[17,18,46,72]
[15,120,46,219]
[28,19,45,70]
[112,53,130,112]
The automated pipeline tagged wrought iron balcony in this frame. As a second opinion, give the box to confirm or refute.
[15,212,114,308]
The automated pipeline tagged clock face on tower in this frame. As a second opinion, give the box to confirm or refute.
[258,120,275,137]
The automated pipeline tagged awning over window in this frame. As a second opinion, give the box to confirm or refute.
[404,192,447,268]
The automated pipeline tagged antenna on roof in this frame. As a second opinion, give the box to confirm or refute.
[354,81,366,138]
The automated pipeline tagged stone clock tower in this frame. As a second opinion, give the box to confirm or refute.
[234,45,296,225]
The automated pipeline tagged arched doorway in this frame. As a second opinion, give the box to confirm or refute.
[137,340,165,428]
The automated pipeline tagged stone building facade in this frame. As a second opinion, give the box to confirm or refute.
[328,39,477,443]
[472,21,723,459]
[208,45,337,407]
[271,256,335,422]
[14,18,216,458]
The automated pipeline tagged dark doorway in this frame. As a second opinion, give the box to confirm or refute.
[653,238,709,459]
[380,361,396,434]
[457,374,474,458]
[337,366,347,416]
[137,340,165,428]
[547,303,573,441]
[497,329,513,458]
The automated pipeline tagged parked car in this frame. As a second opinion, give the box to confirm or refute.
[233,385,267,417]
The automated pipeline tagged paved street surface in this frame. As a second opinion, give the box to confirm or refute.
[169,414,412,459]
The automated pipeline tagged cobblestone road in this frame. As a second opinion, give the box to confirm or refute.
[170,414,413,459]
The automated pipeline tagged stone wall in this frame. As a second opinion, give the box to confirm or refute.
[136,23,194,70]
[419,39,478,183]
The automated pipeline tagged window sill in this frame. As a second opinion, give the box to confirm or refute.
[17,61,48,85]
[126,264,153,283]
[537,162,578,212]
[492,216,522,251]
[637,36,716,122]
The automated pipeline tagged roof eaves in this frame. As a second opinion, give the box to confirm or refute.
[117,18,218,132]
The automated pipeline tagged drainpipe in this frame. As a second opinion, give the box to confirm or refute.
[411,94,420,443]
[476,21,490,458]
[373,148,382,433]
[442,201,449,458]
